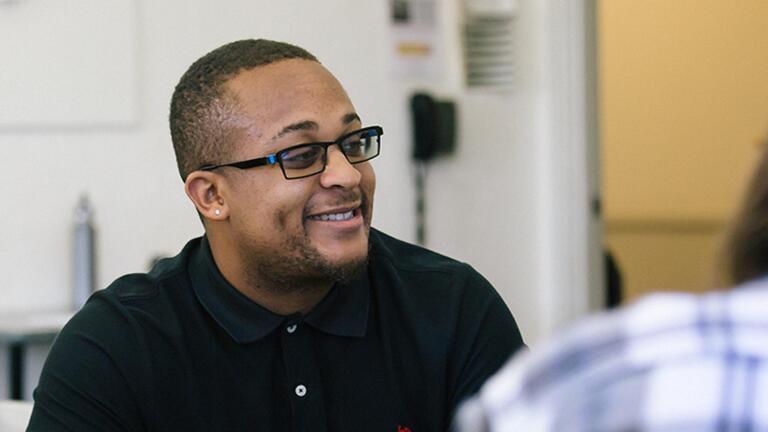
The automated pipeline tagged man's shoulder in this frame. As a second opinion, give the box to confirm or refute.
[369,228,470,275]
[367,228,500,309]
[101,237,199,303]
[66,237,202,340]
[31,242,206,432]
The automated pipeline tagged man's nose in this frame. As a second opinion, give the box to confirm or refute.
[319,146,361,189]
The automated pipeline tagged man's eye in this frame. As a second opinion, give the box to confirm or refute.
[280,146,322,168]
[342,139,368,157]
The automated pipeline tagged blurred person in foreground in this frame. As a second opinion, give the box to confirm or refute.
[456,144,768,431]
[28,39,524,431]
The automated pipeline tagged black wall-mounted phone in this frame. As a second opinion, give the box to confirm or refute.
[410,93,457,162]
[410,92,458,245]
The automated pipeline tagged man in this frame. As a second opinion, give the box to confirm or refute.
[28,39,524,431]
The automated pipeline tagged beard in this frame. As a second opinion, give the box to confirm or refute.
[240,232,369,294]
[237,193,372,295]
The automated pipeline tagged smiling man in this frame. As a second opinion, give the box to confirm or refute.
[28,40,524,432]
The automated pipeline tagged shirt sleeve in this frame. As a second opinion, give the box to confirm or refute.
[27,294,147,432]
[446,265,525,422]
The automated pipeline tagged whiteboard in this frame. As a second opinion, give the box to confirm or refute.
[0,0,138,129]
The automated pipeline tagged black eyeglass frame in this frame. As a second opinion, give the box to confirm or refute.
[198,125,383,180]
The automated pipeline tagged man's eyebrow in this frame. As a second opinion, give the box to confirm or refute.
[270,120,319,141]
[342,112,361,125]
[270,113,361,141]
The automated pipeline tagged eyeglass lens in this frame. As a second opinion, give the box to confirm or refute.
[278,128,381,179]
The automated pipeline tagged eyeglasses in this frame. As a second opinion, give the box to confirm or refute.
[199,126,383,180]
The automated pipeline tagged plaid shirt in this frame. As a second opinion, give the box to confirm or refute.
[456,278,768,432]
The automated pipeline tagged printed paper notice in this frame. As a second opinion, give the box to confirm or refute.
[389,0,443,80]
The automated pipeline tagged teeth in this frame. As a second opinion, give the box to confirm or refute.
[309,210,354,221]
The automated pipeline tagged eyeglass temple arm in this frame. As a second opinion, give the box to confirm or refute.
[199,154,278,171]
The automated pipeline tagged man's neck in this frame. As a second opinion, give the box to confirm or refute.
[207,234,332,316]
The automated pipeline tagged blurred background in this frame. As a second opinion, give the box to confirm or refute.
[0,0,766,401]
[601,1,768,300]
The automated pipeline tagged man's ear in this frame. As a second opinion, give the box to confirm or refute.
[185,171,229,221]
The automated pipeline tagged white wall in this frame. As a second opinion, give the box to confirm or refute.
[0,0,409,314]
[0,0,600,398]
[421,0,602,342]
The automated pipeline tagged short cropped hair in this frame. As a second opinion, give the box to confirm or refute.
[169,39,318,180]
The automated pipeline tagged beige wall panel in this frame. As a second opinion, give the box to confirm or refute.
[600,0,768,221]
[600,1,768,298]
[606,226,726,301]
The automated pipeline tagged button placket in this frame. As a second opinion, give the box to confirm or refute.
[280,317,327,429]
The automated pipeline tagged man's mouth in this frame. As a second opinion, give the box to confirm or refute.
[306,208,357,222]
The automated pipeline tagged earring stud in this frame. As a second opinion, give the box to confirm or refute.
[214,209,221,216]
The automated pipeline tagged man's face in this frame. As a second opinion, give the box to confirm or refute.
[219,59,376,289]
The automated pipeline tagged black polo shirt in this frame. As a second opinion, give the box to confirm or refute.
[29,229,524,432]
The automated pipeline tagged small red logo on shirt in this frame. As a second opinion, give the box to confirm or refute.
[397,425,412,432]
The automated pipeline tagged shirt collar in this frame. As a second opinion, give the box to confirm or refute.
[304,267,370,338]
[188,236,369,344]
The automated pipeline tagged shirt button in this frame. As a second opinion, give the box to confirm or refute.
[295,384,307,397]
[286,324,297,334]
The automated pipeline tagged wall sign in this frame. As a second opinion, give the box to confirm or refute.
[389,0,443,81]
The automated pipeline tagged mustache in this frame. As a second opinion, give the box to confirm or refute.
[303,189,367,217]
